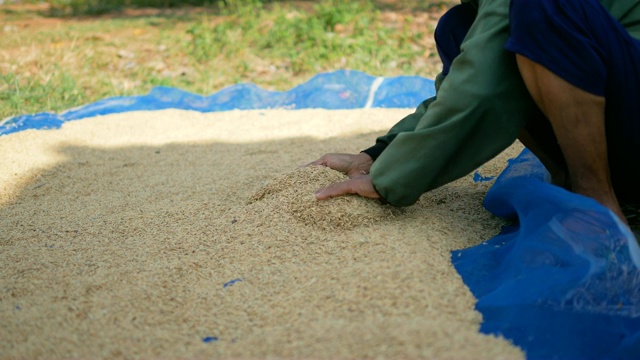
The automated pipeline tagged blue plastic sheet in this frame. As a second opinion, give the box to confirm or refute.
[0,70,434,136]
[454,150,640,359]
[2,70,639,359]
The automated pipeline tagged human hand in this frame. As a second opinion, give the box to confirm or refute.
[315,175,380,201]
[305,152,373,178]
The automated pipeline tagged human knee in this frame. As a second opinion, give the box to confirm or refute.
[434,3,477,75]
[434,3,476,44]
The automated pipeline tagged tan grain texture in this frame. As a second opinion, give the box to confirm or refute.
[0,108,524,359]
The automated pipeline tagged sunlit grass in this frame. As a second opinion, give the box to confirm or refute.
[0,0,452,119]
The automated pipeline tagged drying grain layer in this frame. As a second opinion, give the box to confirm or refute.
[0,108,524,359]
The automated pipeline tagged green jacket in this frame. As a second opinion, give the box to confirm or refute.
[368,0,640,207]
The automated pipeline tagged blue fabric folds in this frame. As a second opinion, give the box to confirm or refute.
[0,70,435,136]
[2,70,639,359]
[454,150,640,360]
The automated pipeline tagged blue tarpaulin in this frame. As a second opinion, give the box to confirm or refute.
[0,70,434,136]
[453,149,640,360]
[2,70,639,359]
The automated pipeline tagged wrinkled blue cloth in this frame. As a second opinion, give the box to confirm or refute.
[0,70,434,136]
[2,70,640,359]
[454,150,640,360]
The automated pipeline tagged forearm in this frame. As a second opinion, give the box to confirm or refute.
[370,0,537,207]
[362,96,437,160]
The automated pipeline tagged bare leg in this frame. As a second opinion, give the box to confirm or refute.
[518,128,570,189]
[516,54,627,223]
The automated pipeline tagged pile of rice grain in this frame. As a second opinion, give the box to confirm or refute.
[250,165,403,230]
[0,108,524,359]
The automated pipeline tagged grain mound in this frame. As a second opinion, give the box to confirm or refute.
[0,108,525,359]
[250,165,400,230]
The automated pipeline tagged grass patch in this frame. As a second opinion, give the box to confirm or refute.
[46,0,224,16]
[0,0,452,120]
[186,0,425,74]
[1,70,86,117]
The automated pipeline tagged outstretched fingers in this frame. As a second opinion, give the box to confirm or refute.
[303,158,327,168]
[315,175,380,200]
[315,181,355,200]
[304,153,374,179]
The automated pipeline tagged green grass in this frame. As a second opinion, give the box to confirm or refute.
[1,71,85,118]
[0,0,452,120]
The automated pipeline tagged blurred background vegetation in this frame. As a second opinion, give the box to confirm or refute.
[0,0,456,119]
[47,0,234,16]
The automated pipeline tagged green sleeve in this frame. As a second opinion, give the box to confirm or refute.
[370,0,538,207]
[600,0,640,40]
[361,72,446,160]
[362,96,436,160]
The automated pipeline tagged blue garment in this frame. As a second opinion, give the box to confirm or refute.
[507,0,640,202]
[435,3,477,77]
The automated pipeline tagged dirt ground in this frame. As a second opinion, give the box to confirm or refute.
[0,1,457,120]
[0,1,454,50]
